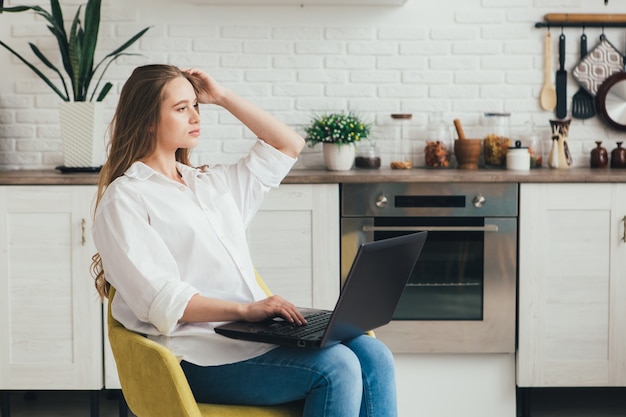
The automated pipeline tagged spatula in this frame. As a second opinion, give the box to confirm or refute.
[556,33,568,118]
[540,32,557,111]
[572,33,596,119]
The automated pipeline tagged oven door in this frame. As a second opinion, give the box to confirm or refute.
[341,216,516,353]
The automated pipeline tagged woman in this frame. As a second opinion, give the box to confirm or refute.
[91,64,397,417]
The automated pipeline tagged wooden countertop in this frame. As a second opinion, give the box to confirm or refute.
[1,167,626,185]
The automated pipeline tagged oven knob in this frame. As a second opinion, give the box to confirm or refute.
[375,194,388,208]
[473,194,486,208]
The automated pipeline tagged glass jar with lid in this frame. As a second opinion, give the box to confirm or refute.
[390,113,413,169]
[482,112,511,167]
[424,112,452,168]
[354,141,381,169]
[519,120,544,168]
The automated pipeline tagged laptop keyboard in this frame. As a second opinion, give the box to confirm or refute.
[259,311,331,338]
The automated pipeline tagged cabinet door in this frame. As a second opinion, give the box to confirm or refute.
[247,184,340,310]
[518,183,626,387]
[0,186,102,390]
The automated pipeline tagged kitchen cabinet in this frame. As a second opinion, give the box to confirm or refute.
[517,183,626,387]
[247,183,340,309]
[0,186,103,390]
[103,183,341,388]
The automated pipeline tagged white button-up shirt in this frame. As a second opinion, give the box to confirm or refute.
[92,140,296,366]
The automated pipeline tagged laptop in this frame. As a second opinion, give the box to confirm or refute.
[215,231,427,349]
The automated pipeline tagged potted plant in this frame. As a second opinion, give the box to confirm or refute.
[0,0,150,168]
[304,112,371,171]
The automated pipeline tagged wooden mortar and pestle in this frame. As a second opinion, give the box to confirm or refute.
[453,119,481,169]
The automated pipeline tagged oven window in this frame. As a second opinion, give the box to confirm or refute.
[374,217,484,321]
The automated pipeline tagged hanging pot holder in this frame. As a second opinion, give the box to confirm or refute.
[573,35,624,96]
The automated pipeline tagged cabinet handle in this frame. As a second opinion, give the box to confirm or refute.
[623,216,626,243]
[81,218,86,246]
[362,225,499,233]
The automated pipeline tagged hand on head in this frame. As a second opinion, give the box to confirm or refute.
[182,68,227,106]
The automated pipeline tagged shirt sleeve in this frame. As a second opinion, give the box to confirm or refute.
[246,139,298,188]
[93,183,198,335]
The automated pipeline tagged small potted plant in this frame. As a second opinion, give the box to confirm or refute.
[0,0,150,168]
[304,111,371,171]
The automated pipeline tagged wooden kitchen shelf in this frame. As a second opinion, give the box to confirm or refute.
[535,13,626,28]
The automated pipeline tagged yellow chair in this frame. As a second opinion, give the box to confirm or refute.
[107,272,304,417]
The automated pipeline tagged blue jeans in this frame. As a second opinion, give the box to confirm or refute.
[181,335,397,417]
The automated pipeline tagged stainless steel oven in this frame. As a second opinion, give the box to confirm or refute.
[341,182,517,353]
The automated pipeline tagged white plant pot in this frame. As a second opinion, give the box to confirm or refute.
[322,143,355,171]
[59,101,106,168]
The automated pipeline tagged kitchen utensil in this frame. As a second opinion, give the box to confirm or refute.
[540,32,557,111]
[548,135,560,169]
[454,139,481,169]
[556,33,568,118]
[453,118,466,140]
[571,33,596,119]
[549,119,573,168]
[595,41,626,131]
[573,34,623,96]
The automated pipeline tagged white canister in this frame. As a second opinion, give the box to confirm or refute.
[506,140,530,171]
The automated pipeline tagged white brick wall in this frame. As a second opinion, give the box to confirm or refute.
[1,0,625,170]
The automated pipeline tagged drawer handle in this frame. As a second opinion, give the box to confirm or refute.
[362,225,499,233]
[81,218,86,246]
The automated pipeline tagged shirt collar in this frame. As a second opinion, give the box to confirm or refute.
[124,161,201,180]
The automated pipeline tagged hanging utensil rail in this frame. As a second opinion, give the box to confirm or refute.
[535,13,626,28]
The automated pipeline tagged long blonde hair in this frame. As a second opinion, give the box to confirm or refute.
[91,64,201,299]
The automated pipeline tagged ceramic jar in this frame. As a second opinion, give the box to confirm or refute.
[506,140,530,171]
[590,141,609,168]
[549,119,573,169]
[611,141,626,168]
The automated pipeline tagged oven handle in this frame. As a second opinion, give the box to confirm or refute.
[362,225,499,232]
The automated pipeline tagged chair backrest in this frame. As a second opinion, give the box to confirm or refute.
[108,286,204,417]
[107,277,304,417]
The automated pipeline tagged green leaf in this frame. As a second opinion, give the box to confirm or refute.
[95,82,112,102]
[81,0,100,97]
[105,27,151,58]
[0,40,68,101]
[29,42,69,99]
[68,7,82,100]
[0,0,150,101]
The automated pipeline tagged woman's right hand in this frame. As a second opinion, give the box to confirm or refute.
[242,295,307,325]
[180,293,307,325]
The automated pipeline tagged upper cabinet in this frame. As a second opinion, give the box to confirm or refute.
[186,0,406,5]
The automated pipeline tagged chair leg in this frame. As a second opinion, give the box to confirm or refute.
[90,390,100,417]
[118,391,128,417]
[0,391,9,417]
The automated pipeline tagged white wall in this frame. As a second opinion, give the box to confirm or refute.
[1,0,626,170]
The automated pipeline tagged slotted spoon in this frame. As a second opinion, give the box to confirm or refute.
[572,33,596,119]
